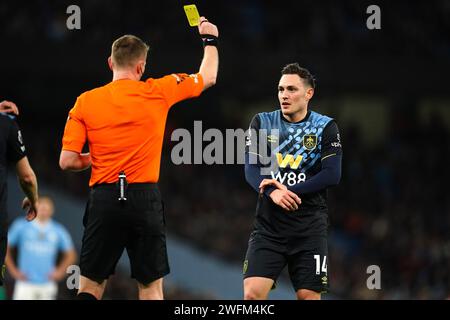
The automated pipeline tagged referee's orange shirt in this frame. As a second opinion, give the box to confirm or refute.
[62,73,203,187]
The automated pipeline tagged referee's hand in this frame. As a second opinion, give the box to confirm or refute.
[198,16,219,38]
[22,197,38,221]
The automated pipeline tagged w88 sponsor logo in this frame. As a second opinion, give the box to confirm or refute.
[271,171,306,186]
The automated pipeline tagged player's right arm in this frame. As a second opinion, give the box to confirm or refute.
[5,246,26,281]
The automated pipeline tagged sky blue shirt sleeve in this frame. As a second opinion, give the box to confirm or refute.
[7,219,25,247]
[56,224,74,252]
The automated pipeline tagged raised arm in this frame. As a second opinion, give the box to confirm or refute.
[198,16,219,91]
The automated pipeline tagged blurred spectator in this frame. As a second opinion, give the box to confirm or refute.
[5,196,77,300]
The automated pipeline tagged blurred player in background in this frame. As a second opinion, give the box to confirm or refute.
[0,100,39,288]
[243,63,342,300]
[5,196,76,300]
[59,17,219,300]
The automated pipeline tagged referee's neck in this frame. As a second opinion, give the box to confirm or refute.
[113,71,140,82]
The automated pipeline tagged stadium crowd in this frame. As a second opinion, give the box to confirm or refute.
[1,0,449,58]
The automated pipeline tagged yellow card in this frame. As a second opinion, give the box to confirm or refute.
[184,4,200,27]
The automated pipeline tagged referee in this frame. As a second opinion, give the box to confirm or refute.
[0,100,39,287]
[60,17,219,300]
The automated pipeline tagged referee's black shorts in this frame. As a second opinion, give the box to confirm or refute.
[79,183,170,284]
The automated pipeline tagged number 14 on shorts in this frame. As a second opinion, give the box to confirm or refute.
[314,255,327,275]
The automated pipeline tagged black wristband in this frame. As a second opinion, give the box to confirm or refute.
[201,34,218,48]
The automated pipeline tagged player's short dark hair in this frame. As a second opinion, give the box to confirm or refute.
[281,63,316,89]
[111,35,149,68]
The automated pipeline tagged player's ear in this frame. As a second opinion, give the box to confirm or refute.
[107,57,113,71]
[306,87,314,100]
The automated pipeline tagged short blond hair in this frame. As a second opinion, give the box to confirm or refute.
[111,35,149,68]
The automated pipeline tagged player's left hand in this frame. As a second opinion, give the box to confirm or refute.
[0,100,19,115]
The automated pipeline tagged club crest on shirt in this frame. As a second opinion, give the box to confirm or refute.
[303,134,317,150]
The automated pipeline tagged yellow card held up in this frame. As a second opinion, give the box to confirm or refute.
[184,4,200,27]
